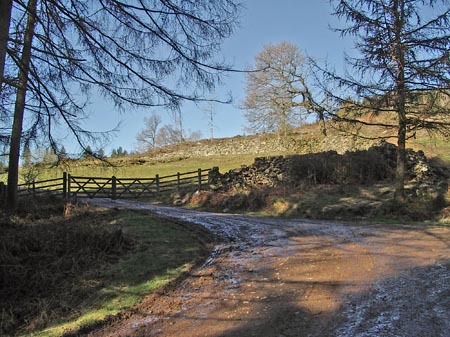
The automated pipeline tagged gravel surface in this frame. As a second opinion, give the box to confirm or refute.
[83,198,450,337]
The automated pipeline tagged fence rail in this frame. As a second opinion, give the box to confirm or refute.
[0,168,213,201]
[17,175,66,197]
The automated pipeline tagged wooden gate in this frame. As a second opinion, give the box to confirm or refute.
[0,168,213,202]
[67,168,211,199]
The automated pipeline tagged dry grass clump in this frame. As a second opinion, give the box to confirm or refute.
[186,189,269,213]
[181,183,449,222]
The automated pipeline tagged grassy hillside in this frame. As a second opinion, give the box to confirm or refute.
[3,117,450,183]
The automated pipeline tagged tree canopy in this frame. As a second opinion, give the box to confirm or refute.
[136,111,203,151]
[136,113,162,150]
[243,41,321,138]
[320,0,450,199]
[1,0,241,211]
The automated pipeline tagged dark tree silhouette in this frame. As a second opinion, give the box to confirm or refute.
[0,0,12,93]
[319,0,450,200]
[1,0,241,211]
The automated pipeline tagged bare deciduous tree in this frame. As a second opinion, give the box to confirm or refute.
[243,41,322,138]
[319,0,450,200]
[187,130,203,142]
[202,101,217,141]
[136,112,162,150]
[155,124,183,148]
[2,0,241,211]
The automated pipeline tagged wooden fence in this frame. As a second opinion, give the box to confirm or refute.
[0,175,67,200]
[0,168,213,201]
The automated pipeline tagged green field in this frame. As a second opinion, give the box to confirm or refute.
[412,137,450,161]
[1,123,449,185]
[2,152,284,184]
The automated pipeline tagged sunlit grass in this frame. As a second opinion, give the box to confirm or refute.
[3,152,282,184]
[1,128,447,185]
[411,137,450,161]
[35,270,181,337]
[24,210,211,337]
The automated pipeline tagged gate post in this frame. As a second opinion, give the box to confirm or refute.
[177,172,180,191]
[155,174,160,194]
[198,168,202,190]
[63,172,67,199]
[112,176,117,200]
[0,182,5,203]
[67,174,71,199]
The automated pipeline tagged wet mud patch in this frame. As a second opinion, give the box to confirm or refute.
[84,199,450,337]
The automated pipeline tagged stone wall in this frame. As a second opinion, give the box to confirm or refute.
[210,142,449,195]
[139,131,380,163]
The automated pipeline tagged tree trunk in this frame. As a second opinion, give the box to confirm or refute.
[395,117,407,201]
[7,0,38,212]
[393,0,407,202]
[0,0,13,90]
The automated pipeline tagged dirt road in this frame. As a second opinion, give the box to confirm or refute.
[85,199,450,337]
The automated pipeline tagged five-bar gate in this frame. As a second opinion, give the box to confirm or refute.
[0,168,213,201]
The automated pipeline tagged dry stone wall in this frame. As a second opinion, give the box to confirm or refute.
[139,132,380,163]
[210,142,449,196]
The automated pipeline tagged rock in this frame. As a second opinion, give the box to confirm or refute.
[173,199,183,206]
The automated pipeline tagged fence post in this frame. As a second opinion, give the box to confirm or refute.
[198,168,202,190]
[63,172,67,199]
[177,172,180,191]
[112,176,117,200]
[155,174,160,194]
[32,181,36,196]
[67,174,71,199]
[0,182,5,203]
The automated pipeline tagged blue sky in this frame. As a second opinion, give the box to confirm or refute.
[79,0,354,155]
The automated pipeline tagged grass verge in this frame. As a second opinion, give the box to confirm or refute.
[177,183,450,224]
[1,200,213,337]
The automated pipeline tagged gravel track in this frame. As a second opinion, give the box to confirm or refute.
[84,198,450,337]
